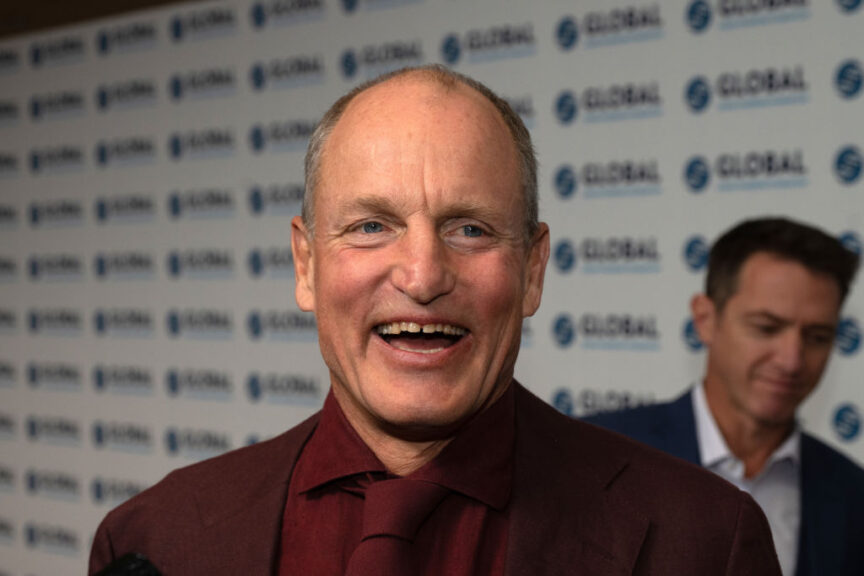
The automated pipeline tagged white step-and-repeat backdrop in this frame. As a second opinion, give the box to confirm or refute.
[0,0,862,573]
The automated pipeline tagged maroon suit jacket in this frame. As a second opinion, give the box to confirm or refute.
[90,384,780,575]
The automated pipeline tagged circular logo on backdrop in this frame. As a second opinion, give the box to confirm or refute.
[552,388,574,415]
[248,250,264,277]
[247,312,263,339]
[835,60,863,99]
[554,165,577,199]
[684,76,712,113]
[247,374,262,401]
[554,240,576,273]
[686,0,713,33]
[836,0,862,13]
[682,318,703,351]
[441,34,461,65]
[250,64,267,91]
[248,187,264,214]
[839,231,863,255]
[835,317,862,356]
[684,156,711,193]
[170,18,184,41]
[165,429,179,454]
[340,50,358,79]
[167,311,181,336]
[682,235,710,272]
[556,17,579,50]
[552,314,575,348]
[249,125,266,153]
[250,3,267,28]
[555,91,578,125]
[97,31,111,54]
[834,146,863,185]
[341,0,359,13]
[833,404,861,441]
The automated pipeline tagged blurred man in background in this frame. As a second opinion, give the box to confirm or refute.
[586,217,864,576]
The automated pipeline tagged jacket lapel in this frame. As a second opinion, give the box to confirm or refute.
[189,415,319,574]
[506,386,649,576]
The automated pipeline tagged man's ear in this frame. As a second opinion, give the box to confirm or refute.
[690,293,716,347]
[291,216,315,312]
[522,223,550,317]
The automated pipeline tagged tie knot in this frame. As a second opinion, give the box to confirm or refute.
[361,478,449,542]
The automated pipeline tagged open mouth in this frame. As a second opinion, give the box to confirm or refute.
[375,322,468,354]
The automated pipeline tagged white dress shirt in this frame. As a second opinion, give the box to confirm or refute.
[692,383,800,576]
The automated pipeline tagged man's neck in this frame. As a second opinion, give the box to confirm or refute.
[703,381,793,479]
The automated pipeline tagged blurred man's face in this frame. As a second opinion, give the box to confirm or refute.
[694,252,842,429]
[292,77,549,440]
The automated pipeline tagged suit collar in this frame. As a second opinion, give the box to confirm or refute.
[506,384,649,575]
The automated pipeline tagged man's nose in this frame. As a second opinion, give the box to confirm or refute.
[390,227,456,305]
[775,330,805,374]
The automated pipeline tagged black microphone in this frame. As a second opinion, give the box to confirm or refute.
[94,553,161,576]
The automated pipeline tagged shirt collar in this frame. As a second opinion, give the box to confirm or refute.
[295,383,515,511]
[692,381,801,473]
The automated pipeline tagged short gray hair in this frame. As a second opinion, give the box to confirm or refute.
[303,64,538,242]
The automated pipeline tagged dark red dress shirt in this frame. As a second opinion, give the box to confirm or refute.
[279,383,515,575]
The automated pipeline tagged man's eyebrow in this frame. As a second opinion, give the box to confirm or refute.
[743,311,837,331]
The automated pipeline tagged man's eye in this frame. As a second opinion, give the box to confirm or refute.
[361,222,384,234]
[463,225,483,238]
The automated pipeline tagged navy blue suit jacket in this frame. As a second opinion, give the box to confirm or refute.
[584,390,864,576]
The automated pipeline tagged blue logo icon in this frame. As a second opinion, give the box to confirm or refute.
[553,314,575,348]
[250,3,267,28]
[836,60,863,99]
[249,126,266,153]
[554,165,577,199]
[169,194,182,218]
[168,253,181,277]
[96,200,108,222]
[836,317,861,355]
[248,312,263,339]
[341,50,357,79]
[98,32,110,54]
[683,235,710,271]
[92,479,104,502]
[248,250,264,277]
[96,144,109,166]
[835,145,863,185]
[249,187,264,214]
[556,17,578,50]
[30,46,42,67]
[555,91,578,125]
[836,0,862,13]
[682,318,703,351]
[171,18,184,41]
[686,0,712,33]
[30,99,41,119]
[167,311,181,336]
[684,156,711,193]
[839,231,862,255]
[30,205,40,226]
[441,34,461,65]
[30,152,41,173]
[833,403,861,441]
[552,388,574,415]
[342,0,359,12]
[165,429,179,454]
[170,76,183,100]
[247,374,262,401]
[685,76,711,113]
[94,311,106,334]
[29,312,39,332]
[29,364,38,385]
[554,240,576,273]
[94,367,105,391]
[251,64,266,90]
[93,423,105,446]
[169,135,183,160]
[29,258,40,279]
[97,88,109,110]
[166,371,180,396]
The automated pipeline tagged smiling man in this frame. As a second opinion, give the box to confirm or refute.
[90,66,781,575]
[586,217,864,575]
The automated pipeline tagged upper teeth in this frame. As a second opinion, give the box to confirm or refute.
[376,322,466,336]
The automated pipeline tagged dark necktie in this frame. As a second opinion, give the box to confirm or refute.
[345,477,449,576]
